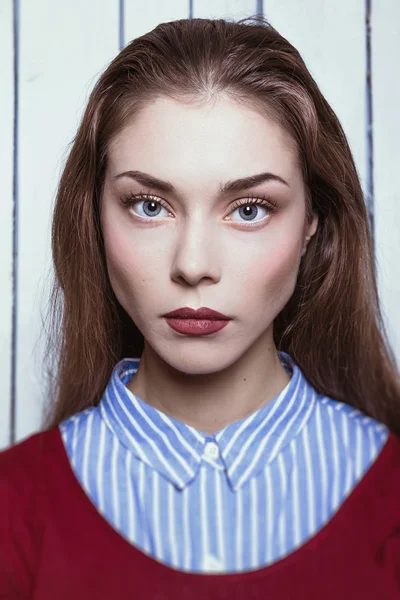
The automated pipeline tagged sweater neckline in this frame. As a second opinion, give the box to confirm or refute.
[52,425,395,580]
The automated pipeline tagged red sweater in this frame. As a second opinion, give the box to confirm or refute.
[1,426,400,599]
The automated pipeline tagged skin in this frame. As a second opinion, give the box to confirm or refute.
[100,95,318,435]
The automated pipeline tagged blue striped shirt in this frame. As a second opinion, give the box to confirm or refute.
[60,351,389,573]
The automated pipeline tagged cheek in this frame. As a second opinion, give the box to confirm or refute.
[102,222,171,330]
[241,235,301,309]
[267,239,301,282]
[102,221,150,306]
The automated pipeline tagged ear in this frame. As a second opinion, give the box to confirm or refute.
[301,212,318,257]
[307,211,318,238]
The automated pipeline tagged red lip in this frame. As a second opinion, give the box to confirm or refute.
[163,306,231,320]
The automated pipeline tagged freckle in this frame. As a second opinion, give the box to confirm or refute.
[243,378,247,382]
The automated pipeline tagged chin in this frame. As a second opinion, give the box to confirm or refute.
[157,344,240,376]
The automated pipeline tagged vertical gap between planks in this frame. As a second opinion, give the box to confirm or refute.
[365,0,375,254]
[119,0,125,50]
[11,0,20,445]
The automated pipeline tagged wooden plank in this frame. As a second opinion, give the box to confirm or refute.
[16,0,119,442]
[253,0,367,190]
[193,0,258,20]
[124,0,188,44]
[0,0,13,449]
[372,0,400,363]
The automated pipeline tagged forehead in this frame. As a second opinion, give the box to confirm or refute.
[107,96,301,189]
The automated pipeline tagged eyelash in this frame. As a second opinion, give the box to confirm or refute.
[120,191,278,225]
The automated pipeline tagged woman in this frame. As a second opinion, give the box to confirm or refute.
[1,15,400,599]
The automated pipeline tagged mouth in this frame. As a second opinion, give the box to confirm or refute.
[162,306,231,320]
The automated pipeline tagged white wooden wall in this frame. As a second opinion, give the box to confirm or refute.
[1,0,399,449]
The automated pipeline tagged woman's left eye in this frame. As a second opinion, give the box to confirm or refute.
[121,194,277,225]
[229,198,276,224]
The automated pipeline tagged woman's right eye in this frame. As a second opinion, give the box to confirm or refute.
[121,195,171,220]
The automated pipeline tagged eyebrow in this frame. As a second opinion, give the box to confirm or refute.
[113,170,289,194]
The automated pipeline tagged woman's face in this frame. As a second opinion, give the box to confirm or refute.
[100,95,318,373]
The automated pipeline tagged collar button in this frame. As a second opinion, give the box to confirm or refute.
[204,441,219,459]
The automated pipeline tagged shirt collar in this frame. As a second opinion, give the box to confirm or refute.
[99,351,316,491]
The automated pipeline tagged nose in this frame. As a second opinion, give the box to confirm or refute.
[170,218,221,286]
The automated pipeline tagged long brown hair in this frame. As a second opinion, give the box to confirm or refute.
[41,15,400,436]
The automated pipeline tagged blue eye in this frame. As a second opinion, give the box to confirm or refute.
[121,193,278,225]
[121,194,170,219]
[229,199,273,223]
[134,199,169,218]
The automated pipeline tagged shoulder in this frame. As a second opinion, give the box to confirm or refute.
[312,392,390,455]
[59,406,99,437]
[59,406,104,459]
[310,396,400,530]
[315,392,400,508]
[0,431,44,559]
[0,427,62,516]
[0,430,46,492]
[0,429,59,597]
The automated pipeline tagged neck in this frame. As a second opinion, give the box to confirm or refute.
[127,334,291,436]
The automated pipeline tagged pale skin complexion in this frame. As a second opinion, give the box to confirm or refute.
[100,95,318,435]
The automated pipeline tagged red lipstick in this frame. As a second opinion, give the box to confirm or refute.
[163,306,231,336]
[163,307,230,320]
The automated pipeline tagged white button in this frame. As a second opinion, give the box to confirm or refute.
[204,441,219,459]
[203,554,224,572]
